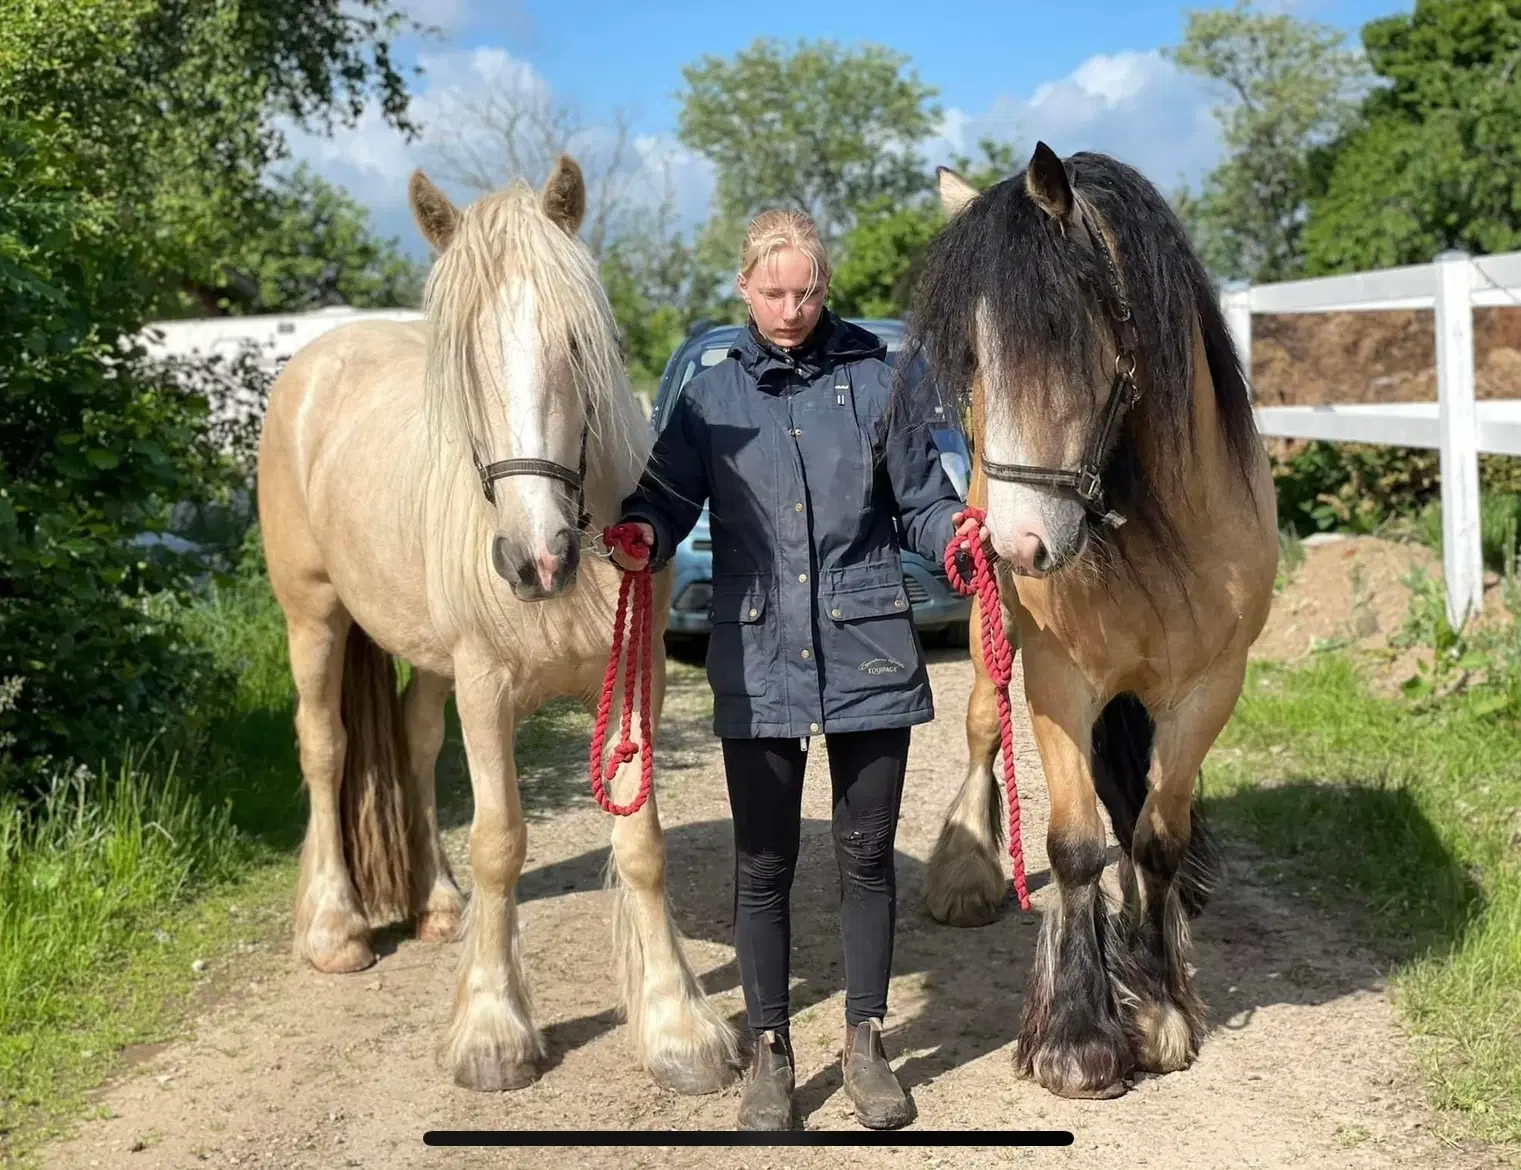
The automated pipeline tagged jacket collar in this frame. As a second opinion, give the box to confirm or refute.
[730,308,886,380]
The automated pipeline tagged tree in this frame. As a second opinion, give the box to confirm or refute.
[676,38,941,246]
[600,158,729,386]
[832,139,1020,319]
[0,0,420,789]
[227,165,426,312]
[1302,0,1521,273]
[1166,0,1371,282]
[426,68,638,260]
[0,0,422,315]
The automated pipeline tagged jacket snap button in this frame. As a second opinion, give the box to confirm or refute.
[809,722,820,733]
[800,648,811,659]
[894,597,905,608]
[748,607,758,618]
[794,502,804,512]
[798,573,807,583]
[831,607,842,619]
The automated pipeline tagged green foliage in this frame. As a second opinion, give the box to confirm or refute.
[0,0,421,313]
[221,164,426,313]
[1270,440,1521,562]
[676,37,941,245]
[1210,652,1521,1142]
[601,221,728,386]
[1271,440,1443,534]
[830,199,943,319]
[0,1,419,792]
[1304,0,1521,273]
[832,140,1021,319]
[1166,0,1371,281]
[0,118,228,791]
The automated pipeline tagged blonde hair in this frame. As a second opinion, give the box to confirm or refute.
[739,209,831,296]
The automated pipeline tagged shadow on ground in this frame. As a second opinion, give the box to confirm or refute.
[496,784,1478,1109]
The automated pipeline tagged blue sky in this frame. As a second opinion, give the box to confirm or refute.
[286,0,1411,259]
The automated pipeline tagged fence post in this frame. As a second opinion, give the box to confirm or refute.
[1433,249,1484,629]
[1220,286,1253,401]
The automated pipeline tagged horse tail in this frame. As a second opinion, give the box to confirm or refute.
[338,623,415,923]
[1091,692,1222,918]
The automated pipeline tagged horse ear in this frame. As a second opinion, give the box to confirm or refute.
[408,169,458,252]
[1025,141,1073,221]
[540,153,586,237]
[936,166,979,218]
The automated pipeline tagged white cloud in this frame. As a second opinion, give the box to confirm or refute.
[926,50,1225,197]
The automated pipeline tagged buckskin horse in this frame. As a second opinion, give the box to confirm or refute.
[255,156,738,1096]
[905,142,1278,1099]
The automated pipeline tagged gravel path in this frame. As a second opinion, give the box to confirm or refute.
[42,651,1505,1170]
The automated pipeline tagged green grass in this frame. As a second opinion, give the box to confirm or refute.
[1207,653,1521,1145]
[0,566,301,1163]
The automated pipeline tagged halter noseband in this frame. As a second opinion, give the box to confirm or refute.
[978,214,1142,529]
[472,423,591,532]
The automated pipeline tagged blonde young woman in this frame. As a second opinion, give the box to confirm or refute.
[614,210,977,1131]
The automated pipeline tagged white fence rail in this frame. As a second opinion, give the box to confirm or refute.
[142,250,1521,628]
[1225,249,1521,629]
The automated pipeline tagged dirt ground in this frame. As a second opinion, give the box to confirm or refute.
[40,545,1518,1170]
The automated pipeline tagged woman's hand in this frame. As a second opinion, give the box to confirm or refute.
[610,522,655,572]
[951,510,992,560]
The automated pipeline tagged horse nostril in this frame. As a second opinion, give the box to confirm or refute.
[491,536,515,582]
[1031,537,1052,573]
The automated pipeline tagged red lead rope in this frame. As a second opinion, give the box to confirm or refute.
[944,507,1031,912]
[590,523,655,817]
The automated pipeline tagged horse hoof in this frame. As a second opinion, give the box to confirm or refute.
[1050,1077,1129,1101]
[650,1054,738,1096]
[302,934,375,974]
[1020,1035,1133,1101]
[453,1050,540,1093]
[925,889,1002,928]
[1133,1000,1197,1074]
[416,909,462,943]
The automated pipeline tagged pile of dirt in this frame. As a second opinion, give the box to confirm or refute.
[1251,306,1521,406]
[1252,533,1515,692]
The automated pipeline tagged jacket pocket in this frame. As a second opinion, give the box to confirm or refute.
[820,577,920,694]
[706,583,771,697]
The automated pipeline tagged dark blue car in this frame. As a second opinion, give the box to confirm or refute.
[647,317,972,653]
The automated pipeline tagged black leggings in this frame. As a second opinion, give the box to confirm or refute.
[721,727,910,1033]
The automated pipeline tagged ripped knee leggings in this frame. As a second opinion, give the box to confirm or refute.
[720,728,910,1034]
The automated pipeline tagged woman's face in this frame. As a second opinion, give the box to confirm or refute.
[738,245,826,350]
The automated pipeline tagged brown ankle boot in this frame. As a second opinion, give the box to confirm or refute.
[842,1018,915,1129]
[737,1029,794,1130]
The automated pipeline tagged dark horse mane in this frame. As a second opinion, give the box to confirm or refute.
[899,149,1261,583]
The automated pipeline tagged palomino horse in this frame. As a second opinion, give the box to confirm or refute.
[255,156,738,1095]
[904,143,1278,1099]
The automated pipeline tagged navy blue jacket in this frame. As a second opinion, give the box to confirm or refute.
[620,311,963,739]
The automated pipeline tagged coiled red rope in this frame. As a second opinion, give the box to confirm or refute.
[589,523,655,817]
[945,507,1031,912]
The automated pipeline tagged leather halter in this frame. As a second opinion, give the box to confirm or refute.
[472,423,590,531]
[978,215,1142,529]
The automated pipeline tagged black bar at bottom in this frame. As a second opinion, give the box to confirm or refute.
[423,1129,1074,1147]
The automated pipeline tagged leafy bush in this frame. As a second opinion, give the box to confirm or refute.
[0,119,236,794]
[1271,439,1521,571]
